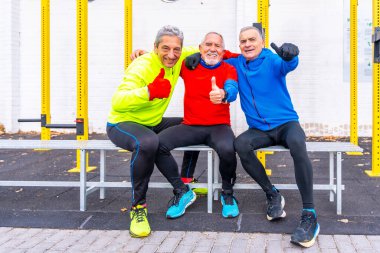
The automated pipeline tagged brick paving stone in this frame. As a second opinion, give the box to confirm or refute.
[248,244,265,253]
[167,231,185,238]
[44,230,74,243]
[350,235,373,250]
[156,237,182,253]
[1,239,25,249]
[143,231,169,244]
[283,247,303,253]
[230,238,249,253]
[193,238,214,252]
[17,236,45,249]
[267,233,283,241]
[211,245,230,253]
[179,231,202,245]
[174,244,194,253]
[122,237,144,252]
[369,240,380,251]
[320,249,338,253]
[266,239,282,253]
[367,236,380,242]
[214,232,234,246]
[27,242,57,253]
[318,235,337,249]
[86,235,115,251]
[138,244,159,253]
[356,249,377,253]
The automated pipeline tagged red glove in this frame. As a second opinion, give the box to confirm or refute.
[147,68,171,100]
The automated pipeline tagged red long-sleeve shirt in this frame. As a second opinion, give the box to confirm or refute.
[180,61,237,126]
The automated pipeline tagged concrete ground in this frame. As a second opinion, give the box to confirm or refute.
[0,133,379,252]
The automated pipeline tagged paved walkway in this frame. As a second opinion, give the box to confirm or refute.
[0,227,379,253]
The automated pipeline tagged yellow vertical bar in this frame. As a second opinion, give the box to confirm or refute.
[76,0,88,142]
[70,0,95,172]
[257,0,269,48]
[366,0,380,177]
[347,0,362,156]
[350,0,358,145]
[41,0,51,140]
[125,0,132,69]
[257,0,272,175]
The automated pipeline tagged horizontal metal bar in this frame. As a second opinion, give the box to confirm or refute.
[18,119,41,123]
[45,124,76,129]
[216,183,344,191]
[0,181,80,187]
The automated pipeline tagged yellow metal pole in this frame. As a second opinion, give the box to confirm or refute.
[366,0,380,177]
[118,0,133,153]
[125,0,132,69]
[69,0,95,172]
[41,0,51,141]
[257,0,272,175]
[347,0,363,156]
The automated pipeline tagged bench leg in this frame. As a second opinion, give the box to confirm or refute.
[336,152,342,215]
[207,150,213,213]
[329,152,334,202]
[80,149,87,211]
[100,150,105,199]
[213,153,220,201]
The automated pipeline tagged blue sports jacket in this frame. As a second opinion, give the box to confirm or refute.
[225,48,299,131]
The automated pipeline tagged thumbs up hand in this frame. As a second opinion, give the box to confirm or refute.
[147,68,171,100]
[209,76,226,104]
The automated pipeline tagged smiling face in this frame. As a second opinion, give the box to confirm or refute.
[154,35,182,68]
[199,33,225,66]
[239,28,265,61]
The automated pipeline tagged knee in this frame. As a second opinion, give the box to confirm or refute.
[234,135,250,154]
[287,137,306,152]
[138,135,159,155]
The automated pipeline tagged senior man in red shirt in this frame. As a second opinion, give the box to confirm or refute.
[154,32,240,219]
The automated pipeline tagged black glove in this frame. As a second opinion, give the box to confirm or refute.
[185,52,201,70]
[270,42,299,61]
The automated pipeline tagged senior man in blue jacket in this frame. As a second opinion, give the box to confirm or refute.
[185,25,319,248]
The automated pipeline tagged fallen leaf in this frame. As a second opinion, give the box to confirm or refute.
[338,219,349,223]
[120,207,128,213]
[15,188,23,193]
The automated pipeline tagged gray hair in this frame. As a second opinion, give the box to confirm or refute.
[154,25,184,47]
[201,32,225,49]
[239,26,265,40]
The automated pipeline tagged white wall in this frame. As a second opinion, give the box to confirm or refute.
[0,0,373,136]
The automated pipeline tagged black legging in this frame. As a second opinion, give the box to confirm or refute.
[234,121,314,209]
[155,124,237,191]
[106,117,199,207]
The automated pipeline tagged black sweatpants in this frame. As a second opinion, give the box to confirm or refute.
[234,121,314,209]
[155,124,237,192]
[106,117,198,207]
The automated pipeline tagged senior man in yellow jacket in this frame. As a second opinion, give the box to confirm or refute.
[107,25,198,238]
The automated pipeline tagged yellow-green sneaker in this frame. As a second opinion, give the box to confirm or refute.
[182,177,208,196]
[129,204,151,238]
[191,178,208,196]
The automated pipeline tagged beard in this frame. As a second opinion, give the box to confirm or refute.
[203,52,221,66]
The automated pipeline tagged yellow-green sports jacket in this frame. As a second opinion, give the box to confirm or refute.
[108,46,198,126]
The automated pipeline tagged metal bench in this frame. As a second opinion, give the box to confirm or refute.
[0,140,216,212]
[211,142,363,215]
[0,140,363,215]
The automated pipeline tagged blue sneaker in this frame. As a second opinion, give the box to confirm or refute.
[166,185,196,219]
[290,209,320,248]
[221,191,239,218]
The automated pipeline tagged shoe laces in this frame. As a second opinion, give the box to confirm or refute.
[132,207,146,223]
[299,212,314,231]
[168,188,186,207]
[267,193,280,210]
[222,194,237,205]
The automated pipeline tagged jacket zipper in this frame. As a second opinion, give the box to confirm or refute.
[243,69,271,129]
